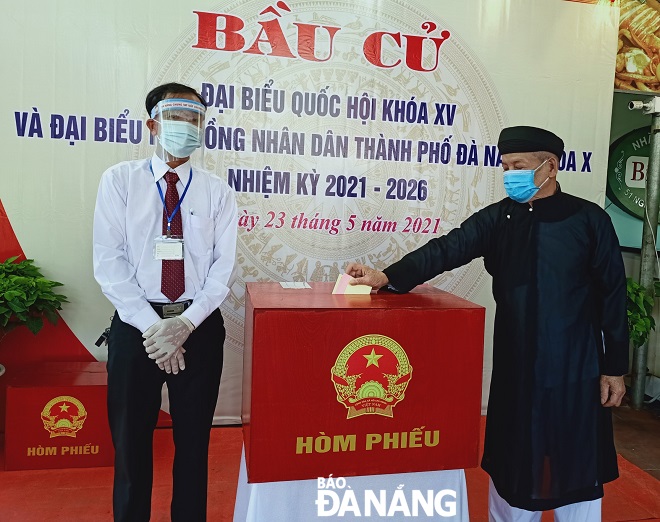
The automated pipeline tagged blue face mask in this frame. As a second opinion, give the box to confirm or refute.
[156,120,203,159]
[503,159,549,203]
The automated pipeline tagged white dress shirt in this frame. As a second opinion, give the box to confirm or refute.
[93,153,238,333]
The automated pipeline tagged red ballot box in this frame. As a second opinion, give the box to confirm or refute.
[4,362,114,471]
[243,282,485,483]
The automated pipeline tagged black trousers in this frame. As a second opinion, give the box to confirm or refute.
[107,309,224,522]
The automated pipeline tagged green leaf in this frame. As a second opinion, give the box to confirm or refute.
[7,301,27,313]
[654,280,660,295]
[3,290,24,301]
[43,309,59,325]
[25,315,43,335]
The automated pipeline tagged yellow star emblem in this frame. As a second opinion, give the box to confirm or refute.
[364,348,383,368]
[59,403,70,412]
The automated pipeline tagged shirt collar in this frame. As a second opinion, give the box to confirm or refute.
[533,181,562,206]
[150,153,191,182]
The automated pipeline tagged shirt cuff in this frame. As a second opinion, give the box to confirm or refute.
[182,303,207,329]
[132,306,161,334]
[178,315,195,332]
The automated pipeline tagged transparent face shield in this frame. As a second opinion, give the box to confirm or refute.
[151,98,206,165]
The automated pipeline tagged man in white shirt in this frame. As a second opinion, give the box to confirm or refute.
[93,82,238,522]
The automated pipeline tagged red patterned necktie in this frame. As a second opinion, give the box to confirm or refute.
[161,171,185,302]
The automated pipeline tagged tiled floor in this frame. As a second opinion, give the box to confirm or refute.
[0,414,657,521]
[612,394,660,481]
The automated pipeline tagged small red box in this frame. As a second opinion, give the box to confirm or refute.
[4,362,114,470]
[243,282,485,483]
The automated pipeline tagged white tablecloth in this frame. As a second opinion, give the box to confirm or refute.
[233,447,469,521]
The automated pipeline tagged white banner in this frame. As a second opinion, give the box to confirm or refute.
[1,0,619,423]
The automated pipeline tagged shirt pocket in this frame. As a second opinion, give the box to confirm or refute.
[185,214,214,258]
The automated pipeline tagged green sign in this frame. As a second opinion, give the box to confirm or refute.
[607,126,652,221]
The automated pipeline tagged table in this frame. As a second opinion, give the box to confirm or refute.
[234,447,469,521]
[4,361,113,470]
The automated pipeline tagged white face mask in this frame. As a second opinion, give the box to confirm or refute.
[155,120,203,159]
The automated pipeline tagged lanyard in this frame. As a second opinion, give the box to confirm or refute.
[150,161,193,237]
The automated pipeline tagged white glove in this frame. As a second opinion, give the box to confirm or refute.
[143,316,193,364]
[158,347,186,374]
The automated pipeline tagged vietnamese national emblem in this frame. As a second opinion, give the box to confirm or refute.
[331,335,412,419]
[40,395,87,438]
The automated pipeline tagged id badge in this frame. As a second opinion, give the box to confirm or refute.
[153,235,184,260]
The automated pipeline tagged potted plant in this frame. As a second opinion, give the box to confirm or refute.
[0,256,68,376]
[626,276,656,350]
[626,276,659,405]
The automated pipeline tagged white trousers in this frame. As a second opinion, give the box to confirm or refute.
[488,479,601,522]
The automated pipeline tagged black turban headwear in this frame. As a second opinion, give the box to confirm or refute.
[497,126,564,159]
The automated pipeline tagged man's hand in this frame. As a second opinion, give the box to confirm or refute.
[600,375,626,407]
[158,347,186,374]
[143,317,192,364]
[345,263,389,289]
